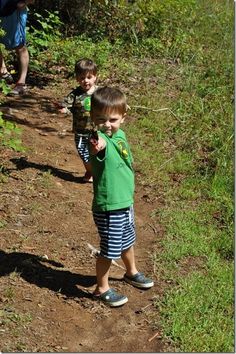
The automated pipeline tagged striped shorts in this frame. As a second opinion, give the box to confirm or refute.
[93,206,136,260]
[74,134,89,163]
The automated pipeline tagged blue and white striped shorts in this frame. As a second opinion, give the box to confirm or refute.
[93,206,136,260]
[74,134,89,163]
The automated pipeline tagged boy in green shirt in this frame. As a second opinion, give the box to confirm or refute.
[59,58,98,182]
[89,86,154,307]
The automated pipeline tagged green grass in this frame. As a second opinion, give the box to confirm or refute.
[37,170,54,189]
[159,263,234,352]
[152,196,234,352]
[127,1,233,352]
[0,284,32,352]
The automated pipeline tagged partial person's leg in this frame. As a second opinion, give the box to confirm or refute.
[15,45,29,84]
[122,245,154,289]
[0,51,14,83]
[121,207,154,288]
[83,161,93,182]
[93,210,128,306]
[121,245,138,277]
[94,254,128,306]
[0,53,8,74]
[94,256,112,295]
[75,134,93,182]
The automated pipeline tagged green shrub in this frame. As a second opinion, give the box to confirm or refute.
[27,11,63,71]
[0,114,24,152]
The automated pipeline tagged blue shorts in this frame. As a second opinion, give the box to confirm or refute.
[74,134,89,163]
[0,8,27,49]
[93,206,136,260]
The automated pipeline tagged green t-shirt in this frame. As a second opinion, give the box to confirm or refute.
[90,129,134,212]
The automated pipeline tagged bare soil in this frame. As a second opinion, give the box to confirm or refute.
[0,77,169,353]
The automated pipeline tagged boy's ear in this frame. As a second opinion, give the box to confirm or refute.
[121,113,126,123]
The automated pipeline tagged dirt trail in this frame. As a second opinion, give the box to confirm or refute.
[0,81,167,352]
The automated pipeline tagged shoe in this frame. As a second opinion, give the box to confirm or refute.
[10,83,27,96]
[93,288,128,307]
[0,72,14,84]
[123,272,154,289]
[82,172,93,183]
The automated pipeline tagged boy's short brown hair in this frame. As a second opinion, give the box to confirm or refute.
[91,86,127,117]
[74,58,97,76]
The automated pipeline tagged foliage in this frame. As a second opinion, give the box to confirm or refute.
[0,28,23,153]
[29,0,201,62]
[0,114,24,152]
[27,10,63,71]
[0,79,11,95]
[123,1,234,351]
[45,36,113,75]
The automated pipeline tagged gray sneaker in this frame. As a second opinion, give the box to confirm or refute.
[93,288,128,307]
[0,73,14,84]
[124,272,154,289]
[10,83,27,96]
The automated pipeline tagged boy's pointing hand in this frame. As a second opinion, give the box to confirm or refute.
[90,136,106,155]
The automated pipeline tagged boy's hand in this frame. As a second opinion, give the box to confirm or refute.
[90,136,106,155]
[52,101,68,114]
[17,1,27,10]
[17,0,34,10]
[58,107,68,114]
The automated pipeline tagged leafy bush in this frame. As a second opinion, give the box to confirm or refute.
[0,114,24,152]
[30,1,200,61]
[27,11,63,71]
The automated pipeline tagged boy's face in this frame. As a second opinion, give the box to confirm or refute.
[76,72,97,92]
[92,111,125,136]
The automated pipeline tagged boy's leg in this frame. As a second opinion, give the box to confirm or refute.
[83,161,93,183]
[122,246,154,289]
[83,161,92,174]
[93,254,128,307]
[83,161,93,182]
[121,210,154,289]
[74,134,93,181]
[121,245,138,277]
[94,255,112,295]
[93,210,129,306]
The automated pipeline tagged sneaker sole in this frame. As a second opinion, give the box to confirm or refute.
[9,90,27,96]
[109,297,128,307]
[124,277,154,289]
[93,293,128,307]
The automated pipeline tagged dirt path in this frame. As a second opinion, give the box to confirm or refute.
[0,82,167,352]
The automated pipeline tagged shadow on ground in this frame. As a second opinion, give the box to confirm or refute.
[9,157,85,184]
[0,250,95,298]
